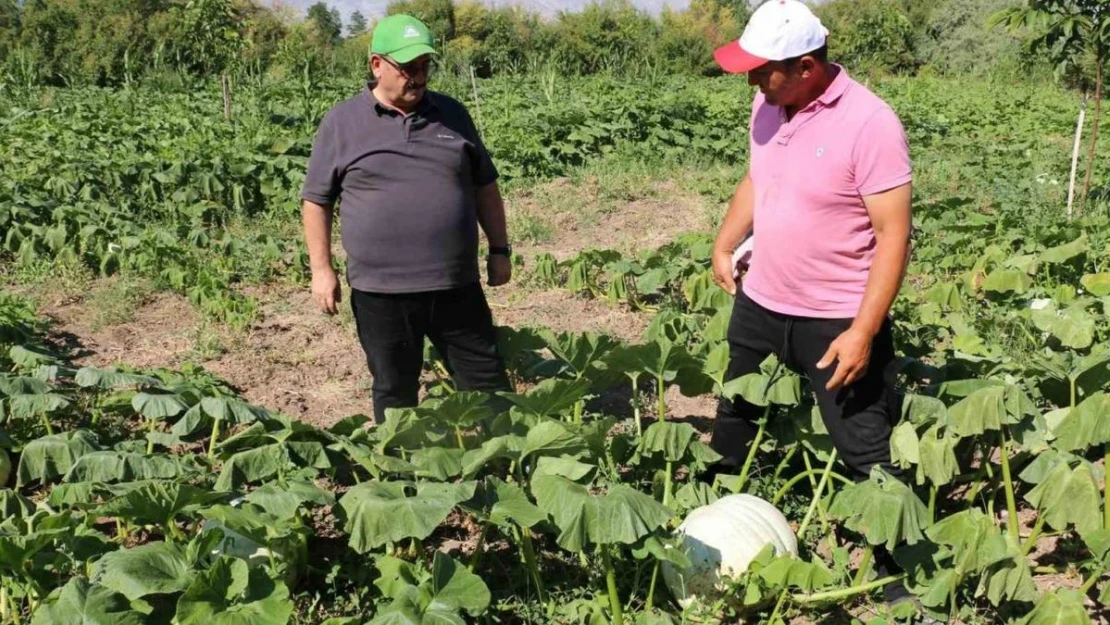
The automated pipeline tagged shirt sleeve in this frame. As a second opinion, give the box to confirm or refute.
[300,111,342,206]
[459,106,499,187]
[852,106,912,197]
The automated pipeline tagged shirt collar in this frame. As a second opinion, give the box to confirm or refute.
[364,86,438,117]
[815,64,852,107]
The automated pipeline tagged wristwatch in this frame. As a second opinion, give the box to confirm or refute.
[489,244,513,257]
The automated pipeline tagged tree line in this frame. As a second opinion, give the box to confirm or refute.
[0,0,1101,92]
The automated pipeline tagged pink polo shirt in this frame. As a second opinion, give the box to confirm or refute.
[741,66,912,319]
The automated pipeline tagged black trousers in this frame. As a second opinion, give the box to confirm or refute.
[350,283,512,423]
[711,289,902,481]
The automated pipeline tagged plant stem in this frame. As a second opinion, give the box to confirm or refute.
[767,586,791,624]
[208,416,222,459]
[631,376,642,437]
[40,411,54,436]
[470,524,489,572]
[1021,515,1046,558]
[455,426,465,450]
[645,559,660,611]
[574,399,583,425]
[791,574,902,604]
[734,406,771,494]
[602,547,624,625]
[147,418,157,454]
[853,545,874,587]
[1105,443,1110,531]
[797,450,838,539]
[1070,378,1077,409]
[520,528,546,603]
[1080,564,1107,595]
[928,484,938,523]
[771,467,853,506]
[771,445,798,484]
[657,374,666,421]
[998,428,1019,541]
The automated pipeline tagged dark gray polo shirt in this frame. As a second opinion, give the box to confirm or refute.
[301,87,498,293]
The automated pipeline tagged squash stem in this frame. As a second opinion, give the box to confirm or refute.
[1105,444,1110,530]
[1020,515,1046,558]
[928,484,938,523]
[631,376,642,437]
[603,547,624,625]
[469,524,489,572]
[40,410,54,436]
[797,450,838,539]
[771,468,853,506]
[207,416,222,459]
[852,545,874,587]
[734,406,771,494]
[656,374,666,421]
[998,427,1019,541]
[771,445,798,484]
[645,559,660,611]
[792,574,902,604]
[767,586,790,624]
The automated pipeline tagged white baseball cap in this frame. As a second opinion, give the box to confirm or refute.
[713,0,829,74]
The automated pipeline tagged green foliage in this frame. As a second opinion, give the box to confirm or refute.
[816,0,919,75]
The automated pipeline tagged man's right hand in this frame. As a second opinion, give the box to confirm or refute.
[712,250,739,295]
[311,267,342,315]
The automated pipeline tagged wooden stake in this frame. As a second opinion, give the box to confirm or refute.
[1067,93,1087,221]
[222,74,232,122]
[469,65,483,134]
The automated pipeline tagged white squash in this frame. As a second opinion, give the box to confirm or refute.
[662,493,797,610]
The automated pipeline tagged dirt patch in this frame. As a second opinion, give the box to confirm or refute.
[508,177,713,260]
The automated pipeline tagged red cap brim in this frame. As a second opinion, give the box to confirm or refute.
[713,41,769,74]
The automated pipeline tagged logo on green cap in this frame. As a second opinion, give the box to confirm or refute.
[370,14,437,64]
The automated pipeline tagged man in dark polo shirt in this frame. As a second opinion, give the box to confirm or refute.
[300,14,513,423]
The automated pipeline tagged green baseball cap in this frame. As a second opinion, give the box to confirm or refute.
[370,14,437,63]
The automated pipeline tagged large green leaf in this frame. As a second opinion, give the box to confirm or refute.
[98,480,226,528]
[945,385,1030,438]
[828,469,930,550]
[1023,461,1102,535]
[518,419,587,461]
[1038,235,1086,264]
[63,451,184,483]
[132,392,188,421]
[17,430,101,487]
[175,557,293,625]
[201,397,270,425]
[338,481,477,553]
[638,420,697,462]
[498,378,592,417]
[1051,393,1110,452]
[429,551,491,616]
[1032,303,1095,349]
[410,447,465,480]
[0,488,35,518]
[30,577,146,625]
[539,330,619,378]
[92,541,194,601]
[8,392,70,418]
[422,391,493,427]
[531,474,672,551]
[466,477,546,529]
[1017,589,1091,625]
[74,367,160,390]
[243,480,335,519]
[1080,273,1110,297]
[982,269,1032,294]
[214,444,287,491]
[916,425,960,487]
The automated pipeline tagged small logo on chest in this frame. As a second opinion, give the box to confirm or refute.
[815,146,825,158]
[436,133,456,140]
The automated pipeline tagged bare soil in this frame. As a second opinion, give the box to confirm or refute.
[32,189,716,429]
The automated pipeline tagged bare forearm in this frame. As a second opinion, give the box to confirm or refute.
[713,174,754,254]
[852,231,910,337]
[302,200,334,272]
[476,182,509,247]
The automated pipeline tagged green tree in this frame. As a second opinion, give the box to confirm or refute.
[348,10,367,36]
[916,0,1027,76]
[816,0,918,75]
[387,0,455,44]
[307,1,341,44]
[992,0,1108,206]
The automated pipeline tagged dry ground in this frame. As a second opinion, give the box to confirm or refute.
[22,176,719,428]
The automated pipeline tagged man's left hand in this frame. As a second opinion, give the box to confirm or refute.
[487,254,512,287]
[816,327,873,391]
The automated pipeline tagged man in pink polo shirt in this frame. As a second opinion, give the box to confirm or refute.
[706,0,917,609]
